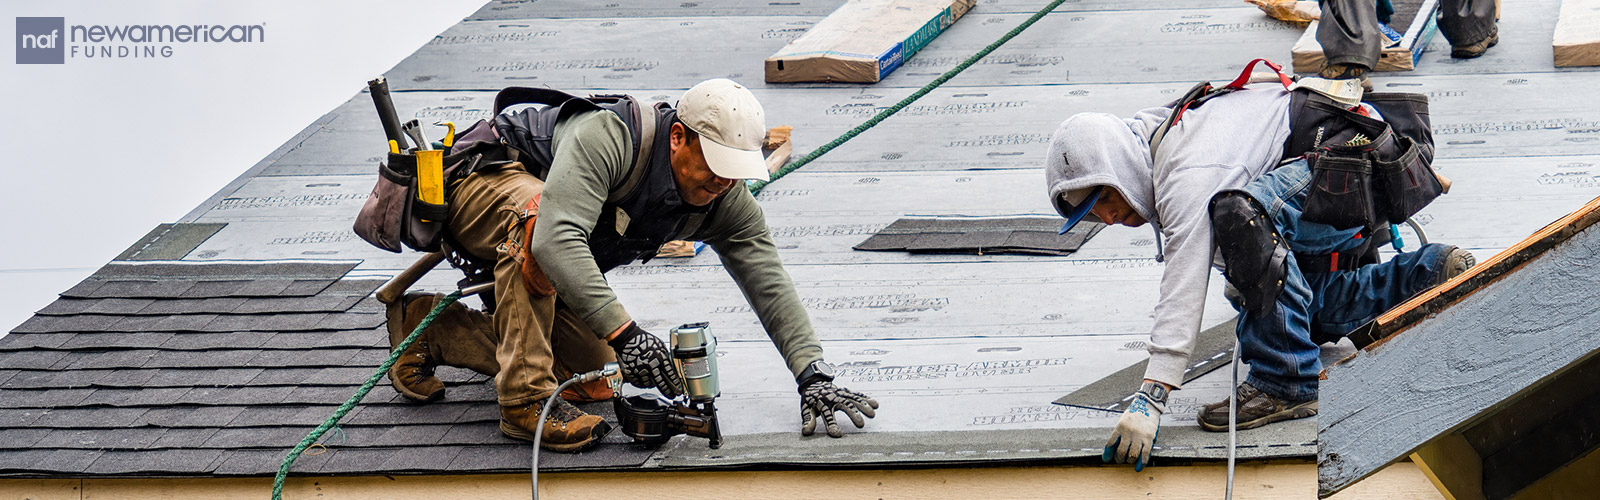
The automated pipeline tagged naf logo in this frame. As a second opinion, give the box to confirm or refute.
[16,17,65,64]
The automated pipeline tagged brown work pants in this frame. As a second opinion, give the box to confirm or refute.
[430,167,616,406]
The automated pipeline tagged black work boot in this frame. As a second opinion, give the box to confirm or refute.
[500,397,611,452]
[1198,382,1318,432]
[1450,25,1499,59]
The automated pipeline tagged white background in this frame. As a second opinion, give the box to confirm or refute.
[0,1,487,334]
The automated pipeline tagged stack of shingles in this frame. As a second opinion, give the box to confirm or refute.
[0,260,523,477]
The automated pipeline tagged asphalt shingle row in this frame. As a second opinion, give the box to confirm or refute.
[0,329,387,352]
[0,444,539,476]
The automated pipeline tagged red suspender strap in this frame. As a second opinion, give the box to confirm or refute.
[1224,58,1294,90]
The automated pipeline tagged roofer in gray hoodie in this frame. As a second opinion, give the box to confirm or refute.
[1045,84,1476,471]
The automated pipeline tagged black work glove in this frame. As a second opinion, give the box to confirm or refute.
[607,323,684,399]
[799,378,879,438]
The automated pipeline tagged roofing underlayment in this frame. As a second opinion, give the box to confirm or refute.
[4,0,1600,479]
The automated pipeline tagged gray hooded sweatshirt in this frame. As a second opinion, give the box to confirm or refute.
[1045,86,1293,389]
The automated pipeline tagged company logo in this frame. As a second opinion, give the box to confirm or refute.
[16,17,65,64]
[15,16,264,64]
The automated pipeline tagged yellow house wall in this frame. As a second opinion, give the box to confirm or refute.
[0,462,1442,500]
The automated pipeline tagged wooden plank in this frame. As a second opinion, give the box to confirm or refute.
[1553,0,1600,67]
[1411,434,1486,500]
[1317,222,1600,497]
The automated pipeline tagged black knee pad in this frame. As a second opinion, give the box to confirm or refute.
[1210,191,1289,312]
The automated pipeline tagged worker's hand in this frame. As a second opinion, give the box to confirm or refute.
[1102,391,1165,471]
[606,323,684,398]
[799,379,879,438]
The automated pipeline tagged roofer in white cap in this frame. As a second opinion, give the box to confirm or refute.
[382,78,878,451]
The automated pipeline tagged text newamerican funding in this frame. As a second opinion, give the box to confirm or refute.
[66,22,265,59]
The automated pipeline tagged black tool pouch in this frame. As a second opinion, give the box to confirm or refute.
[1303,150,1378,230]
[1371,135,1443,224]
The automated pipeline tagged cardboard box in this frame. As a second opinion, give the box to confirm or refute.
[765,0,975,83]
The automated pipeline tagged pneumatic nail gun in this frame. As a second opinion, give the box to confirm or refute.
[605,322,723,449]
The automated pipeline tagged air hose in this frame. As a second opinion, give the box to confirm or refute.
[531,369,616,500]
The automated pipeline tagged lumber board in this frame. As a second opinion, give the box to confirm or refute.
[1317,221,1600,496]
[1554,0,1600,67]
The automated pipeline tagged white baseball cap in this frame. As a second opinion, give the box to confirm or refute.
[678,78,770,181]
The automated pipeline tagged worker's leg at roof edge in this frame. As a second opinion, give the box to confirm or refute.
[1198,160,1465,432]
[386,167,612,451]
[387,294,614,401]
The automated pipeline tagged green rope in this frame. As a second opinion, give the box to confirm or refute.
[271,290,462,500]
[748,0,1070,196]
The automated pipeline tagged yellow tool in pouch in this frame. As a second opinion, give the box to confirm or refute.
[416,149,445,222]
[439,121,456,148]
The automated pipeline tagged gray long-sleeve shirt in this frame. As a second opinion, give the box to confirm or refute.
[530,109,823,378]
[1046,86,1293,388]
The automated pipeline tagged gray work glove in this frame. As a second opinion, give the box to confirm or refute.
[799,379,879,438]
[1102,391,1165,471]
[607,323,684,398]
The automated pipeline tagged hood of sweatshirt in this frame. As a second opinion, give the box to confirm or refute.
[1044,109,1170,226]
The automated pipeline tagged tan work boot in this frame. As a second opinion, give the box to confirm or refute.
[558,378,615,403]
[1450,25,1499,59]
[1318,62,1369,90]
[1318,63,1373,91]
[387,293,447,402]
[500,397,611,452]
[552,365,616,403]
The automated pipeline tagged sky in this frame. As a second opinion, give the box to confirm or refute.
[0,1,489,334]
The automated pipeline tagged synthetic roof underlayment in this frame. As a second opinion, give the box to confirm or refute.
[4,0,1600,478]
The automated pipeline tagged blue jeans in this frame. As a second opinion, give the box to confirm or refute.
[1229,159,1451,401]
